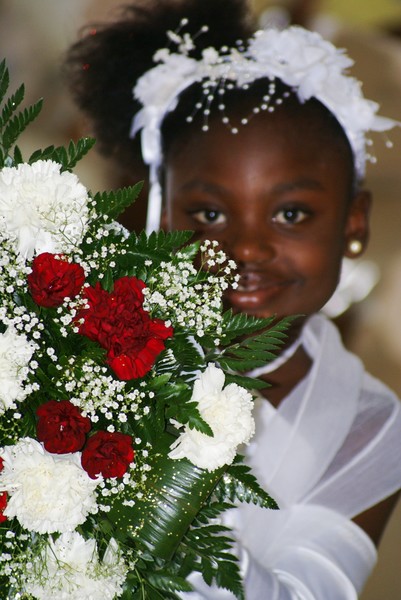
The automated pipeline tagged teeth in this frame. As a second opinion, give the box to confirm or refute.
[236,284,258,292]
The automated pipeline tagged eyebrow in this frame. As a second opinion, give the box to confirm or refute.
[178,180,227,195]
[271,178,325,194]
[176,177,325,197]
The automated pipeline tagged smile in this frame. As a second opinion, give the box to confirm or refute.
[225,272,294,311]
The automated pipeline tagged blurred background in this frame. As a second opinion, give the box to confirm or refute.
[1,1,401,597]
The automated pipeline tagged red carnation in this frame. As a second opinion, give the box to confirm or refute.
[28,252,85,308]
[0,492,7,523]
[76,276,173,380]
[81,430,134,479]
[37,400,91,454]
[0,458,6,522]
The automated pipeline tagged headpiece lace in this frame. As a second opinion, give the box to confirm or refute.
[131,22,398,232]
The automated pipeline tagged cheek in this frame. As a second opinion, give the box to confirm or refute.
[285,226,343,279]
[293,242,344,304]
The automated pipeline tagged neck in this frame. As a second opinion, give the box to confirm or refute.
[258,344,312,408]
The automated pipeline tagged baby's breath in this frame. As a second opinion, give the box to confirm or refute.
[57,357,150,423]
[143,241,237,341]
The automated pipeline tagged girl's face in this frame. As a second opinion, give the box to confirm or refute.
[163,108,370,324]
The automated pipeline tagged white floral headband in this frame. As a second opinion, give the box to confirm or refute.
[131,23,398,232]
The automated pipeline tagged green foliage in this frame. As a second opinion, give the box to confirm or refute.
[92,182,143,220]
[121,566,190,599]
[220,309,276,342]
[29,137,96,170]
[127,229,196,263]
[163,331,205,367]
[0,60,95,172]
[0,61,42,165]
[214,314,299,372]
[2,101,43,157]
[223,372,270,390]
[0,83,24,129]
[0,60,10,101]
[177,500,245,599]
[146,571,193,594]
[215,456,279,509]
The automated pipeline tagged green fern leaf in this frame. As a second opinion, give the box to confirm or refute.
[175,240,199,260]
[214,559,245,600]
[156,335,204,381]
[193,501,234,525]
[219,310,275,344]
[215,315,298,373]
[64,137,96,169]
[223,372,269,390]
[2,100,43,153]
[182,522,245,599]
[0,60,9,102]
[127,229,195,259]
[13,145,23,165]
[182,403,214,436]
[28,144,56,163]
[0,84,25,128]
[201,557,215,586]
[53,145,69,167]
[147,572,193,594]
[217,356,268,372]
[215,457,278,509]
[92,183,143,220]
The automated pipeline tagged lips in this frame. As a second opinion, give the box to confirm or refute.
[225,270,294,313]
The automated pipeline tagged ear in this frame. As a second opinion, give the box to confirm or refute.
[343,189,372,259]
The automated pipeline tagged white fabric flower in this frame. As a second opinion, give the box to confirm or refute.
[0,160,89,260]
[24,532,127,600]
[135,52,197,110]
[249,27,353,92]
[0,438,99,533]
[132,25,398,184]
[0,325,36,414]
[169,363,255,471]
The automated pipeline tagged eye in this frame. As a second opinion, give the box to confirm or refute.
[190,209,226,225]
[273,207,309,225]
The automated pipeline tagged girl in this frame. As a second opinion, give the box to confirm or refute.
[65,1,401,597]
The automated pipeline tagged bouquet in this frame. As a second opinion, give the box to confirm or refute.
[0,60,289,600]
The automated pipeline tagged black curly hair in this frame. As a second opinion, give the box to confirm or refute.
[64,0,256,172]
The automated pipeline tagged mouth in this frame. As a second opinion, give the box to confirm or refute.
[225,271,294,312]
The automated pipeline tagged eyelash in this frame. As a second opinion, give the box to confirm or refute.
[189,205,311,227]
[190,209,226,225]
[273,207,310,225]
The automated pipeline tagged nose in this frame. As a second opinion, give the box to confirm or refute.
[224,222,276,266]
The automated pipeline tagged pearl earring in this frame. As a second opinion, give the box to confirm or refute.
[348,239,363,255]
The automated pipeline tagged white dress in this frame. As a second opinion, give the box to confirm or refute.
[180,314,401,599]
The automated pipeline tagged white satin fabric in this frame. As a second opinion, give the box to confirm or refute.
[180,314,401,599]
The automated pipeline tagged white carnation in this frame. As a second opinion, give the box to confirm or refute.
[0,325,36,414]
[169,363,255,471]
[0,438,99,533]
[24,532,127,600]
[0,160,89,259]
